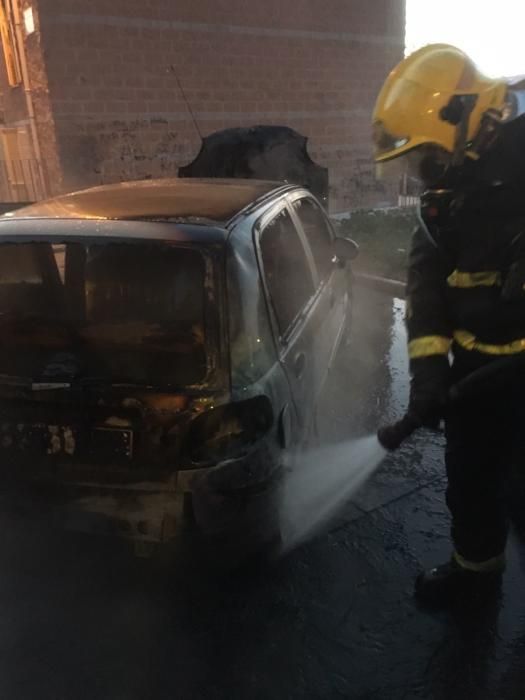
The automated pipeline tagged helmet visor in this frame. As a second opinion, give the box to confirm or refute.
[372,121,410,161]
[404,145,451,187]
[376,144,451,191]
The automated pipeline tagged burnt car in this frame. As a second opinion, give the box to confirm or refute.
[0,178,357,553]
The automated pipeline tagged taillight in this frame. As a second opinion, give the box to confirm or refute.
[187,396,273,465]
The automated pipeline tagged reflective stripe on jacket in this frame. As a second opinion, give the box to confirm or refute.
[406,214,525,372]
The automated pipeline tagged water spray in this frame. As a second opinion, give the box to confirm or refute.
[279,434,386,553]
[279,356,525,555]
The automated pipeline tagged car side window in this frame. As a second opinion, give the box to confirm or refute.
[292,197,334,282]
[259,207,315,337]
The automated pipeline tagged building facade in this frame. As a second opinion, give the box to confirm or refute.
[0,0,405,211]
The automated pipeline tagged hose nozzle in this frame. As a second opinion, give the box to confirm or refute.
[377,414,421,451]
[378,355,525,452]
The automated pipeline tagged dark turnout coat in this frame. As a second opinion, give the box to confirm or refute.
[406,115,525,389]
[404,114,525,568]
[407,189,525,382]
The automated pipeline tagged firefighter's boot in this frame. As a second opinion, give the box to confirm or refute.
[415,556,504,606]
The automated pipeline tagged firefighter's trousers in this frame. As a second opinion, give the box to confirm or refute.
[445,358,522,569]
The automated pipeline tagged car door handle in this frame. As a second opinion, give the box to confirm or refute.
[293,352,306,378]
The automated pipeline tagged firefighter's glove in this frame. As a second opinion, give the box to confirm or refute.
[408,355,450,429]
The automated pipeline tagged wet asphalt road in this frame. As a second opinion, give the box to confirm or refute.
[1,285,525,700]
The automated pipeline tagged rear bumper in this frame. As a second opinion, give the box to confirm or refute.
[0,481,189,545]
[0,442,283,545]
[189,441,283,542]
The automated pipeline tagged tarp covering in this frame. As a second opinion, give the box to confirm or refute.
[179,126,329,205]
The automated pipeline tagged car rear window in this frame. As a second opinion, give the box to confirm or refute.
[0,241,209,387]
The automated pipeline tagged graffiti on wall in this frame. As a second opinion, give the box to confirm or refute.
[336,157,396,210]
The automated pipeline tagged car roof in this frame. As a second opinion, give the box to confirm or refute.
[7,178,291,223]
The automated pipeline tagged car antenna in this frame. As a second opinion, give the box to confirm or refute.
[170,65,203,140]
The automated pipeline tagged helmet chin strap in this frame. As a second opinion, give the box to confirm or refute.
[468,108,504,160]
[415,96,480,249]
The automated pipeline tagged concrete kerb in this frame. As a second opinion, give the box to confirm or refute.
[354,271,406,298]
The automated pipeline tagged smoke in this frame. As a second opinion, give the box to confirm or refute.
[278,435,386,553]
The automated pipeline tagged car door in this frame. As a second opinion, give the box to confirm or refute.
[289,194,349,378]
[256,202,321,442]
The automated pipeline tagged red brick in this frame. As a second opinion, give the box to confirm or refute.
[0,0,405,209]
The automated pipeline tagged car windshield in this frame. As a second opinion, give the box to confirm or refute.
[0,241,209,387]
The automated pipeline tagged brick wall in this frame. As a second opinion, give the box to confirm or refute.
[34,0,405,210]
[0,0,62,195]
[22,0,63,194]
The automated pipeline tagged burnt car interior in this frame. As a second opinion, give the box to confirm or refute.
[0,241,207,388]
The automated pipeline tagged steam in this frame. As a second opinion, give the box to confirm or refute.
[279,435,386,553]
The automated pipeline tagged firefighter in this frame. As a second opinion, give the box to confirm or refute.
[372,44,525,605]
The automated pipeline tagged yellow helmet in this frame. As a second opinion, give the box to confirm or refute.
[373,44,508,163]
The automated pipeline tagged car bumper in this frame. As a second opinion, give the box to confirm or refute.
[0,442,283,547]
[189,441,283,543]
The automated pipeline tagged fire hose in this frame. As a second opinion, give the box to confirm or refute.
[377,355,525,451]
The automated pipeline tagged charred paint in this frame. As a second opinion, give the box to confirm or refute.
[0,178,351,548]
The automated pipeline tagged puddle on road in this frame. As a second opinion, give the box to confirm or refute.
[385,297,409,424]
